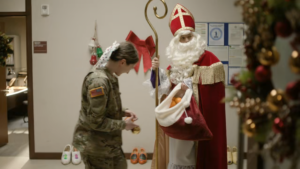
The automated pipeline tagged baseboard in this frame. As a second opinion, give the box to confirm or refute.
[31,152,245,160]
[31,153,153,160]
[31,153,61,159]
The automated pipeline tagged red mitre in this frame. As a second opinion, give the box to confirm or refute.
[169,4,195,36]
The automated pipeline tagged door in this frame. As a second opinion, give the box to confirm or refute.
[0,66,8,146]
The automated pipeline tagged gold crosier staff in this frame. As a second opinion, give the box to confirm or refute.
[145,1,168,169]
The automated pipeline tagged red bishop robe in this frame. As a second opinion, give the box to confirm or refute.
[166,50,227,169]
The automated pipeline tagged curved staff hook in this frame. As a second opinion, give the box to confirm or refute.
[144,1,168,169]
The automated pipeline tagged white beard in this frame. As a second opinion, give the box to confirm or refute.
[166,31,207,84]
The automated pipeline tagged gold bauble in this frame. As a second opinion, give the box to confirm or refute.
[258,47,280,66]
[125,117,140,134]
[267,89,287,112]
[289,50,300,74]
[132,126,141,134]
[242,119,256,137]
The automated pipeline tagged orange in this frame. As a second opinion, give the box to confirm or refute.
[170,101,176,108]
[174,97,182,104]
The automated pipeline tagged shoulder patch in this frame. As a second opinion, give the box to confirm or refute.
[90,87,105,98]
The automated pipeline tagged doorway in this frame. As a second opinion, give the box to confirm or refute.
[0,15,29,158]
[0,0,34,159]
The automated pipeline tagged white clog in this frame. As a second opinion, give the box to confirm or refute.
[61,144,72,165]
[72,146,82,165]
[227,146,233,165]
[232,146,238,164]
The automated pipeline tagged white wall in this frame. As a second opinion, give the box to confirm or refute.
[31,0,242,153]
[0,0,25,12]
[272,35,299,89]
[0,17,27,74]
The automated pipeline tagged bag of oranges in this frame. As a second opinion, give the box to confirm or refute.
[154,83,212,141]
[169,97,182,108]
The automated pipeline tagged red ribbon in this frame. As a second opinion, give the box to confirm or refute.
[126,31,156,73]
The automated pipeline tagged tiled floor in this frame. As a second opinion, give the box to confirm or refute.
[0,117,29,157]
[0,117,153,169]
[0,117,246,169]
[0,157,244,169]
[0,157,151,169]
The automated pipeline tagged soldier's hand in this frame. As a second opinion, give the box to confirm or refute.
[125,117,139,131]
[125,110,138,121]
[152,57,160,69]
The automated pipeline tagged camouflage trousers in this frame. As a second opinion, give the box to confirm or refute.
[81,150,127,169]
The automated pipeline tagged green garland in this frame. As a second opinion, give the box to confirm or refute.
[229,0,300,167]
[0,32,14,66]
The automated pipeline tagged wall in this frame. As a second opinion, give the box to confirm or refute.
[0,0,25,12]
[31,0,242,153]
[0,17,27,74]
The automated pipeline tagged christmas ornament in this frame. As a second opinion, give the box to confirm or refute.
[88,21,103,64]
[132,126,141,134]
[267,89,288,112]
[230,77,237,85]
[90,54,97,65]
[230,73,239,85]
[255,65,272,82]
[243,119,256,137]
[275,21,293,38]
[234,82,242,90]
[258,47,280,66]
[273,117,284,133]
[125,31,155,73]
[96,47,103,58]
[88,38,96,51]
[285,80,300,100]
[289,50,300,74]
[124,117,141,134]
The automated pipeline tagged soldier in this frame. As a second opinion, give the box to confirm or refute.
[73,41,140,169]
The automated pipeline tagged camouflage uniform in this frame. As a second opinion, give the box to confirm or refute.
[72,67,128,169]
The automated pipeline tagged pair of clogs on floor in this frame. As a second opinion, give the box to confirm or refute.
[227,146,237,165]
[130,148,147,164]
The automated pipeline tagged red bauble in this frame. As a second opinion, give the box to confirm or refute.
[90,55,97,65]
[255,65,272,82]
[286,80,300,100]
[230,77,237,85]
[275,21,293,38]
[234,82,242,89]
[273,117,284,133]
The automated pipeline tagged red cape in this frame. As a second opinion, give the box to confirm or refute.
[167,50,227,169]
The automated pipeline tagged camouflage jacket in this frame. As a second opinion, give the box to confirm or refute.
[72,67,127,157]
